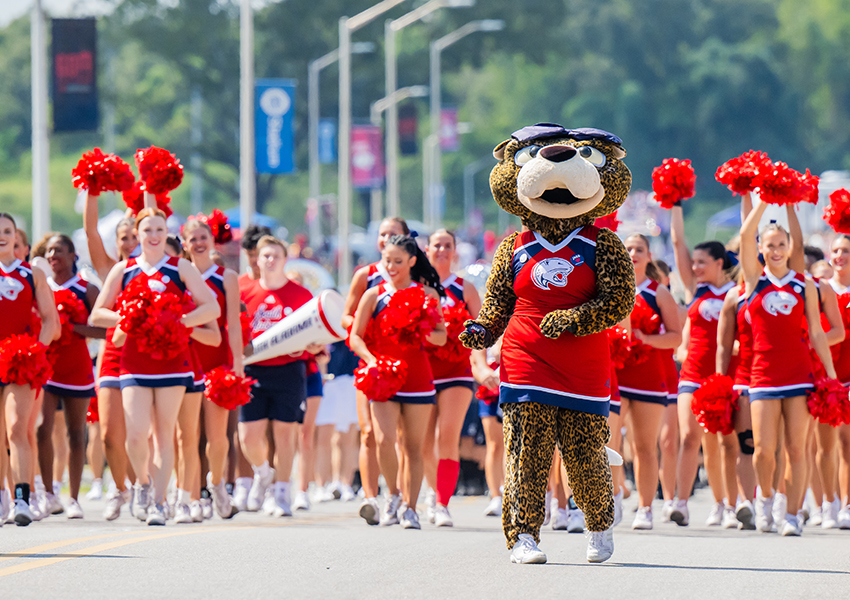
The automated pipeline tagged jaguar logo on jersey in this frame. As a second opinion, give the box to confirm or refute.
[698,298,724,322]
[763,291,797,316]
[148,279,167,293]
[0,276,25,301]
[531,258,574,290]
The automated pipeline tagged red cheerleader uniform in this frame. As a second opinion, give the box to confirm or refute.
[428,274,474,392]
[44,274,96,398]
[118,256,195,389]
[747,270,814,401]
[678,282,736,394]
[366,261,389,290]
[98,334,122,389]
[662,350,679,404]
[369,282,436,404]
[0,259,36,340]
[733,290,754,394]
[616,279,669,406]
[194,265,231,373]
[500,228,611,416]
[828,280,850,386]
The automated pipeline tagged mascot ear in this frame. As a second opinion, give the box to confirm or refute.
[612,146,627,159]
[493,140,509,161]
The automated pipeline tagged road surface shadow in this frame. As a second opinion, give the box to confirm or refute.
[546,561,850,575]
[0,553,129,559]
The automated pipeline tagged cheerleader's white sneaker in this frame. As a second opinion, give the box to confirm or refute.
[65,498,84,519]
[484,496,502,517]
[706,501,724,526]
[510,534,547,564]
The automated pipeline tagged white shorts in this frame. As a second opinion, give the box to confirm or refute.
[314,375,359,432]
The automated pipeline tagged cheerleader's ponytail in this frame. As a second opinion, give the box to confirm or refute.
[386,234,446,297]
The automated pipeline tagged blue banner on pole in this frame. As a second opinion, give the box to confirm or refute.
[318,119,337,164]
[255,79,296,174]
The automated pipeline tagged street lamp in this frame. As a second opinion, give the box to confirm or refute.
[307,43,374,250]
[427,19,504,228]
[239,0,254,273]
[384,0,474,217]
[339,0,408,291]
[369,85,429,224]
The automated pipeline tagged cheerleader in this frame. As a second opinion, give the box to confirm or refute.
[422,229,488,527]
[36,234,104,519]
[0,213,60,526]
[183,219,242,520]
[616,234,682,530]
[669,204,739,528]
[84,191,138,520]
[91,208,219,525]
[716,281,757,529]
[828,235,850,529]
[341,216,409,524]
[348,234,447,529]
[739,199,836,536]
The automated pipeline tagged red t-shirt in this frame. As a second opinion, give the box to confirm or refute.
[241,279,313,367]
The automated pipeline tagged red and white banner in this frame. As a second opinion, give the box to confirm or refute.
[440,108,459,152]
[351,124,384,189]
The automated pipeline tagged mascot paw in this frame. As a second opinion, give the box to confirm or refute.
[460,321,493,350]
[540,310,576,340]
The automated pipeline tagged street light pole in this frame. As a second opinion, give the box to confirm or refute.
[463,155,492,218]
[384,0,474,217]
[338,0,407,290]
[370,85,429,225]
[427,19,504,229]
[239,0,255,273]
[31,0,50,239]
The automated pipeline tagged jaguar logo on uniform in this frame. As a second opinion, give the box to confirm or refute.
[763,290,797,316]
[698,298,724,322]
[148,279,167,293]
[0,276,25,301]
[532,257,574,291]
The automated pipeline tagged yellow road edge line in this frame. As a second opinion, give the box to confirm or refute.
[0,530,160,563]
[0,526,257,578]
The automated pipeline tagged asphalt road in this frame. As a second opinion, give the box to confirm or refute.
[1,483,848,599]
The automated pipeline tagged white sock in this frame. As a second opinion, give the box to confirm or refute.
[236,477,252,489]
[254,461,270,479]
[176,489,190,506]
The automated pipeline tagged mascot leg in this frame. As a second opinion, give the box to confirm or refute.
[502,402,558,549]
[557,410,614,532]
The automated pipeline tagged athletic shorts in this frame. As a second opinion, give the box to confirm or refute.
[315,374,358,432]
[241,362,307,424]
[478,399,503,422]
[306,370,323,398]
[435,379,475,393]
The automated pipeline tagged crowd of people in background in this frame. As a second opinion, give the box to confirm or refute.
[2,184,850,538]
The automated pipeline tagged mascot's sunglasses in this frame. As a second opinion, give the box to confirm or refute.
[511,123,622,146]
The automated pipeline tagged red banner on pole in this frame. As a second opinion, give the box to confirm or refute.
[440,108,459,152]
[351,125,384,189]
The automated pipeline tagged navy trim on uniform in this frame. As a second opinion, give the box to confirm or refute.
[478,399,503,421]
[385,392,436,405]
[97,378,121,389]
[512,239,545,278]
[677,381,701,395]
[434,378,475,393]
[500,383,609,417]
[118,373,194,390]
[619,385,668,405]
[567,227,597,273]
[749,384,812,402]
[43,382,96,399]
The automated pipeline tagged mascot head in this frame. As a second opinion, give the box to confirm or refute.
[489,123,631,241]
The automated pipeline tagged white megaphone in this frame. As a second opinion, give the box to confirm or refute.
[243,289,346,365]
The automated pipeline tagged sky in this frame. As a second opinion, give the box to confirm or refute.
[1,0,114,27]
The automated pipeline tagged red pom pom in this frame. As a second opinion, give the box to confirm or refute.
[121,181,173,217]
[426,303,472,363]
[607,326,631,370]
[475,384,499,403]
[0,334,53,390]
[204,366,257,410]
[691,374,739,434]
[380,287,442,349]
[184,209,233,245]
[652,158,696,209]
[51,288,88,349]
[86,396,99,424]
[116,278,189,361]
[71,148,136,196]
[807,377,850,427]
[134,146,184,195]
[630,297,661,335]
[354,356,408,402]
[823,188,850,234]
[759,162,818,206]
[594,211,620,232]
[714,150,773,196]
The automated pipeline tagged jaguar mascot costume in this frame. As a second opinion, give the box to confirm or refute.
[460,123,635,564]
